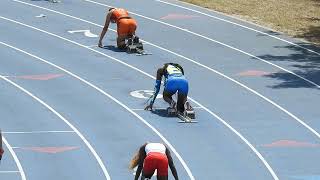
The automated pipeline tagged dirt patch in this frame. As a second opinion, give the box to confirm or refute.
[181,0,320,46]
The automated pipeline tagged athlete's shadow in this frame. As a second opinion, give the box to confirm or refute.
[101,45,126,52]
[151,108,175,118]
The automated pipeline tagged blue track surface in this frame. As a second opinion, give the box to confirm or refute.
[1,0,320,179]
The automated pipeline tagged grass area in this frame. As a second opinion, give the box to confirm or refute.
[181,0,320,46]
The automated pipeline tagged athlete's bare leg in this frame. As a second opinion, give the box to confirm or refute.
[163,90,175,106]
[157,175,168,180]
[141,171,153,180]
[117,31,136,49]
[177,93,187,113]
[117,35,127,49]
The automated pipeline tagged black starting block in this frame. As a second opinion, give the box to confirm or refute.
[177,112,197,123]
[126,36,152,55]
[166,101,197,123]
[167,107,177,117]
[184,101,195,119]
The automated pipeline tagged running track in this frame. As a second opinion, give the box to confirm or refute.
[1,0,320,179]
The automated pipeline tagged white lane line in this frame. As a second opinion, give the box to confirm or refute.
[0,76,111,180]
[0,18,278,180]
[68,29,98,38]
[0,42,195,180]
[0,75,10,78]
[0,171,20,173]
[86,45,98,48]
[3,131,75,134]
[84,0,320,88]
[2,137,26,180]
[11,147,21,149]
[155,0,320,56]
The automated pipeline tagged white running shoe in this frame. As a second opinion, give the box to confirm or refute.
[170,100,177,110]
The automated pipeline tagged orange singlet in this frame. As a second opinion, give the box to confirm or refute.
[111,8,137,37]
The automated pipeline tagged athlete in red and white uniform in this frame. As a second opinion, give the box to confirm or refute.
[0,130,4,161]
[130,143,179,180]
[98,8,137,49]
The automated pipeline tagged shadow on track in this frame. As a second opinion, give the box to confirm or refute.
[100,45,126,53]
[257,42,320,89]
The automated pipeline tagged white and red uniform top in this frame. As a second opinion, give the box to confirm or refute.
[143,143,168,176]
[145,143,166,155]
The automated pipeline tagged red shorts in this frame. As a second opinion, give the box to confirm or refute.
[143,152,168,176]
[117,18,137,37]
[0,148,4,156]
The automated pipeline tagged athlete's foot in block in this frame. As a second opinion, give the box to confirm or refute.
[184,101,195,119]
[184,101,193,111]
[167,107,177,116]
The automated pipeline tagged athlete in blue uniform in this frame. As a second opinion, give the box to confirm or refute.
[145,63,189,113]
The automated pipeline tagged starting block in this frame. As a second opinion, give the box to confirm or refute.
[167,107,177,117]
[126,36,152,56]
[177,112,197,123]
[166,101,197,123]
[184,101,196,119]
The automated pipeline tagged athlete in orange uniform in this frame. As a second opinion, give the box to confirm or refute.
[130,142,179,180]
[98,8,137,49]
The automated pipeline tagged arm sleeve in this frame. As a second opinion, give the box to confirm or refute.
[150,80,161,105]
[150,68,164,105]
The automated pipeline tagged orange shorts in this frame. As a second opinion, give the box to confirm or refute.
[117,18,137,37]
[143,152,168,176]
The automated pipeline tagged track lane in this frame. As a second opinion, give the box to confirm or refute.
[0,15,278,179]
[1,0,320,179]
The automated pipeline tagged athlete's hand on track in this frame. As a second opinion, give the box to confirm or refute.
[98,41,103,48]
[144,104,153,111]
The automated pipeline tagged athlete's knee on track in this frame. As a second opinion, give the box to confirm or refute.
[116,36,126,49]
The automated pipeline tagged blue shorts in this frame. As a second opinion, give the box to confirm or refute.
[164,75,189,95]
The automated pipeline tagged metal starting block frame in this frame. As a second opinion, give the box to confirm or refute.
[177,111,197,123]
[167,107,197,123]
[126,36,152,56]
